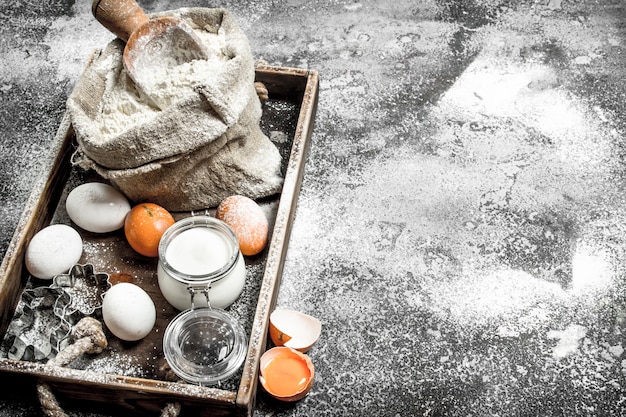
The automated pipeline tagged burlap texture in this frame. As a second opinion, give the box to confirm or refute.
[67,8,283,211]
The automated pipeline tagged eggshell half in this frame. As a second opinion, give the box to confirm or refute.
[259,347,314,402]
[102,282,156,342]
[25,224,83,280]
[269,309,322,352]
[66,182,131,233]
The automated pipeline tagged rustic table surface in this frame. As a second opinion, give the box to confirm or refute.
[1,1,626,416]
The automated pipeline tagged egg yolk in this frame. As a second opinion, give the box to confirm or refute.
[264,355,310,396]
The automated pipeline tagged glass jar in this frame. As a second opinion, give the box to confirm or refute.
[158,215,248,385]
[157,215,246,311]
[163,307,247,385]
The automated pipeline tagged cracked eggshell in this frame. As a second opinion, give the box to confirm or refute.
[259,346,315,402]
[269,308,321,352]
[25,224,83,280]
[66,182,131,233]
[102,282,156,342]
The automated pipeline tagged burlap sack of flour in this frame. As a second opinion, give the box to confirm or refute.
[67,8,283,211]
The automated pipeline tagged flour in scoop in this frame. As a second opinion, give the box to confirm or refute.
[95,27,228,138]
[132,27,228,109]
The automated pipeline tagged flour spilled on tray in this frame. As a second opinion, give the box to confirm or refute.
[75,350,147,377]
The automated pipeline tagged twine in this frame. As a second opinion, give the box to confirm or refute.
[37,317,181,417]
[255,81,269,103]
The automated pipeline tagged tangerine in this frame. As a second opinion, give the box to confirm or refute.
[124,203,175,257]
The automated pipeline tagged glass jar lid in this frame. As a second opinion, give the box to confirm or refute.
[163,307,247,385]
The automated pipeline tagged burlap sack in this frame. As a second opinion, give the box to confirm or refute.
[67,8,283,211]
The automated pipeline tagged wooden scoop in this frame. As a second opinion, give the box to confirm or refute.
[92,0,211,107]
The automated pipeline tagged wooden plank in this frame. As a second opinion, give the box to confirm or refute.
[255,64,311,101]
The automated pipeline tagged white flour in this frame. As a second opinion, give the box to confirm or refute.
[95,26,228,138]
[548,324,588,359]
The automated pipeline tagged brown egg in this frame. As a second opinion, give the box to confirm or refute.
[216,195,268,256]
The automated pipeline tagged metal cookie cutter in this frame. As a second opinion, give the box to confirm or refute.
[51,263,111,317]
[0,264,110,362]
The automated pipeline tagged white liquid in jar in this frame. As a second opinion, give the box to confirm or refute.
[165,227,230,275]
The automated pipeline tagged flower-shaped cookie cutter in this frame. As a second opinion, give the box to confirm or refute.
[0,264,110,362]
[51,263,111,317]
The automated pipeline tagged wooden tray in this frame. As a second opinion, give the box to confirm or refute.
[0,64,319,416]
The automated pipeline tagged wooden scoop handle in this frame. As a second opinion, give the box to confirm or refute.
[92,0,149,42]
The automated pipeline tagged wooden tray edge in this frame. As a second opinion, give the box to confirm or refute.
[236,67,320,415]
[0,114,75,338]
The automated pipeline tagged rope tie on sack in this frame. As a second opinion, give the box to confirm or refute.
[254,81,269,102]
[37,317,181,417]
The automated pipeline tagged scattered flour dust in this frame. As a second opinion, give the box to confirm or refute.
[426,267,566,332]
[547,324,588,359]
[80,350,146,377]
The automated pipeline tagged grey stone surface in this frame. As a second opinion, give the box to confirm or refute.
[2,0,626,416]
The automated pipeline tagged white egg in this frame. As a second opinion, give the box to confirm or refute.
[66,182,131,233]
[25,224,83,280]
[102,282,156,342]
